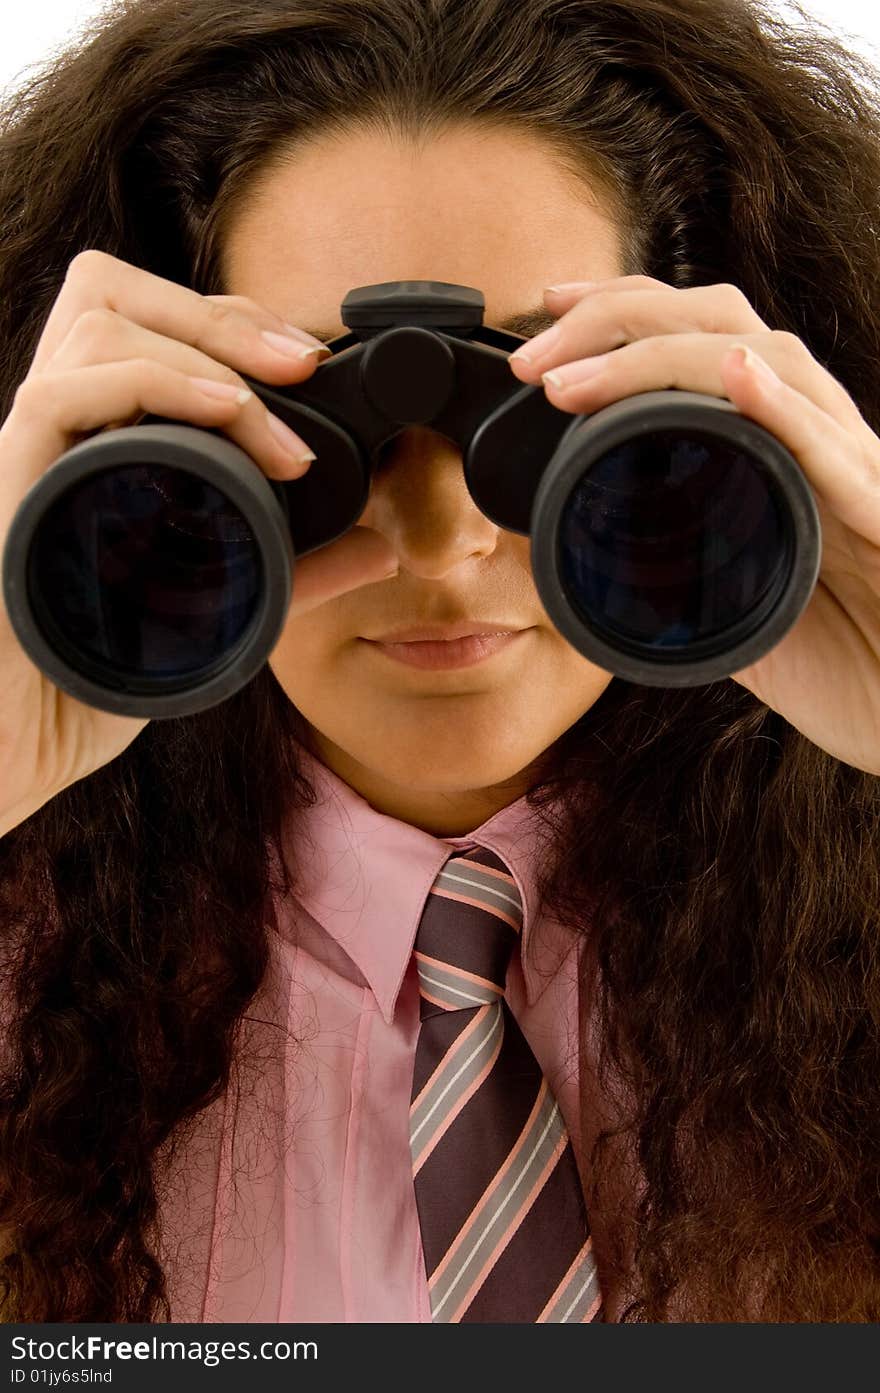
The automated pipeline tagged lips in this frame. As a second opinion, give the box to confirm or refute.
[361,627,530,670]
[366,621,524,643]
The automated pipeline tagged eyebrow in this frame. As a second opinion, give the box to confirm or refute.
[299,305,559,344]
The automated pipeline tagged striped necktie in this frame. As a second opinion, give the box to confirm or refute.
[408,844,604,1322]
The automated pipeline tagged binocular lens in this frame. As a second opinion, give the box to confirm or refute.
[557,428,787,653]
[27,463,263,688]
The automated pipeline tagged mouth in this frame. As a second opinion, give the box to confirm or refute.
[359,628,531,670]
[365,620,529,643]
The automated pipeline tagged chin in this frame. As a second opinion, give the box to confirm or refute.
[357,739,540,792]
[298,703,552,792]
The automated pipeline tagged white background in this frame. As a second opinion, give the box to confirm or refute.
[1,0,880,99]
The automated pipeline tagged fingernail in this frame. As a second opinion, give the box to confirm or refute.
[191,376,252,404]
[544,281,598,294]
[261,329,331,361]
[267,411,317,464]
[282,323,331,351]
[730,343,780,387]
[510,323,562,364]
[543,355,609,389]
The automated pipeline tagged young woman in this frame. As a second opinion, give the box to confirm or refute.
[0,0,878,1323]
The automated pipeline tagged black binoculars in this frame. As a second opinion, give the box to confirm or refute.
[1,280,821,719]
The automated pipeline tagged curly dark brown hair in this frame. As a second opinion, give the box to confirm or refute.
[0,0,879,1322]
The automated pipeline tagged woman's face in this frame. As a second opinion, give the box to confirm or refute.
[221,124,622,834]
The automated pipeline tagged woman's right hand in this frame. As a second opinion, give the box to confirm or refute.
[0,249,399,837]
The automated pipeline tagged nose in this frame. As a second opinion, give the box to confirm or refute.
[357,425,501,578]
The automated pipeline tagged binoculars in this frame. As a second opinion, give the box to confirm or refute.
[2,280,821,719]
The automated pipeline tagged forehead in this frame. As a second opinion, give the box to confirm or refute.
[219,124,623,334]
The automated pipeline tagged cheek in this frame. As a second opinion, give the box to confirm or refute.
[527,639,615,727]
[267,604,340,707]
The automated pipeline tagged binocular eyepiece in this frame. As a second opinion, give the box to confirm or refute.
[1,280,821,719]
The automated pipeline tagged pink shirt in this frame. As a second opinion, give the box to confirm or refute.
[155,739,633,1322]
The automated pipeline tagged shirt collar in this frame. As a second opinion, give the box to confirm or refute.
[278,738,579,1025]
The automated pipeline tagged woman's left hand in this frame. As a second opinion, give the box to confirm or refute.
[507,275,880,775]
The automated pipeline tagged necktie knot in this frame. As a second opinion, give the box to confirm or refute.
[413,846,523,1014]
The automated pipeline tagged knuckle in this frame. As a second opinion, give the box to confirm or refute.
[10,373,36,415]
[716,282,751,315]
[70,306,121,351]
[11,374,42,419]
[571,287,608,323]
[643,335,670,365]
[121,356,166,395]
[239,295,280,324]
[65,248,111,284]
[770,328,809,359]
[205,293,253,315]
[202,296,236,330]
[130,355,165,384]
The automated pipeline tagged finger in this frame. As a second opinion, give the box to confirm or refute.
[539,330,870,444]
[286,526,400,615]
[511,282,769,377]
[720,343,880,551]
[29,249,330,389]
[45,308,319,477]
[0,359,269,515]
[542,274,672,308]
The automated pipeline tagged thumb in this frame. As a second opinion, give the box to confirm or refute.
[290,525,399,613]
